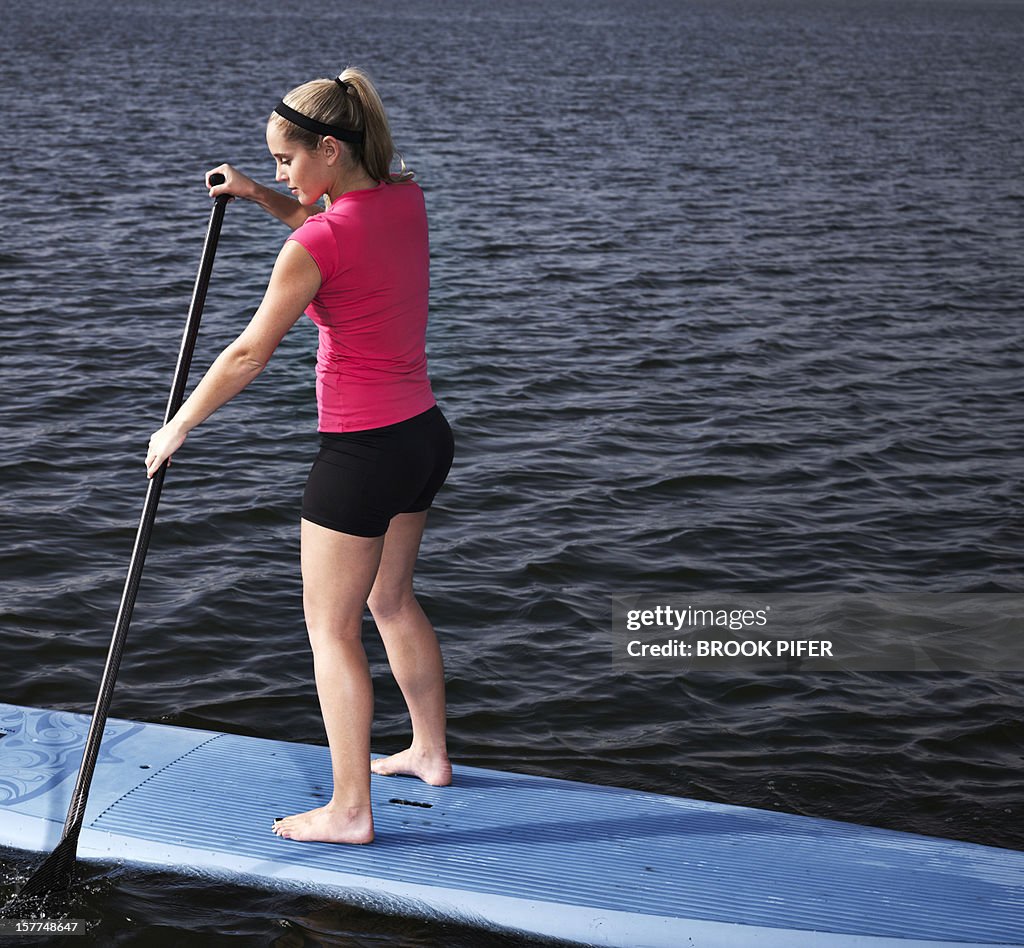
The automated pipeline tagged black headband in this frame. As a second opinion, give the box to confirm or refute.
[273,100,364,144]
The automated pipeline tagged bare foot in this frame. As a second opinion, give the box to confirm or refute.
[271,803,374,844]
[370,747,452,786]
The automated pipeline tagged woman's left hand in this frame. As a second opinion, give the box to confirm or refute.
[146,421,188,478]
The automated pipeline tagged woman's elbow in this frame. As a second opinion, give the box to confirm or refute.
[225,341,269,377]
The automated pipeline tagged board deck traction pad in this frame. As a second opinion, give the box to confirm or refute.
[1,704,1022,947]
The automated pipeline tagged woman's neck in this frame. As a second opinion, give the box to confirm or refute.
[326,166,377,205]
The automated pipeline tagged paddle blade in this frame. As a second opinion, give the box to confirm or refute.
[2,835,77,915]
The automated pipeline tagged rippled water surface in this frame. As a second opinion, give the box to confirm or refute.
[2,0,1023,944]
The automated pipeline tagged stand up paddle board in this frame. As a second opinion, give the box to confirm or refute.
[1,703,1022,947]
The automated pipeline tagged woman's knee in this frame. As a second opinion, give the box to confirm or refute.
[304,615,365,650]
[367,583,416,622]
[303,586,368,644]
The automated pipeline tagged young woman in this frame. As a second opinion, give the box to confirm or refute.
[145,68,454,845]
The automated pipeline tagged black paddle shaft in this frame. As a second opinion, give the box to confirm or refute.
[6,178,229,907]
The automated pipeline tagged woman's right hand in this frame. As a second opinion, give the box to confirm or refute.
[208,161,311,229]
[206,164,257,201]
[146,419,189,479]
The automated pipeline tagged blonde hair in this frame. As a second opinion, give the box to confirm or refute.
[268,66,413,183]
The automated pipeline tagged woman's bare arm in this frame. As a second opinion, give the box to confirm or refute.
[145,240,321,476]
[206,164,318,231]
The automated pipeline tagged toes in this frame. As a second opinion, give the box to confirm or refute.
[272,816,295,837]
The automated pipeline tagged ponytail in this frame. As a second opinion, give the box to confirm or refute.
[268,66,413,183]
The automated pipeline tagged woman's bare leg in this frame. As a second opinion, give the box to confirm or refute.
[272,518,385,843]
[367,511,451,786]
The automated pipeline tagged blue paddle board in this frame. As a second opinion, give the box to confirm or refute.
[1,703,1022,947]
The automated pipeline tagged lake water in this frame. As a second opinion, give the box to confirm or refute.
[1,0,1023,944]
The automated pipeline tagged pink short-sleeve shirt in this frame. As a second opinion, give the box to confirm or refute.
[287,181,436,432]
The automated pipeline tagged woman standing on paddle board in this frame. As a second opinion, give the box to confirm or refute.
[145,68,454,845]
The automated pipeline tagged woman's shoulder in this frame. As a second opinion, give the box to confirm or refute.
[384,179,425,211]
[288,206,337,261]
[327,180,420,209]
[385,177,422,195]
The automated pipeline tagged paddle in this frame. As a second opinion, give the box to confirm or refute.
[2,175,229,912]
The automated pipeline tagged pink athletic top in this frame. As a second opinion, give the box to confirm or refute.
[287,181,436,432]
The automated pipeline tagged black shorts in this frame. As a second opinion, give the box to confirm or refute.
[302,405,454,538]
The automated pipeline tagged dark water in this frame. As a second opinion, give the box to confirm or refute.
[2,0,1023,944]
